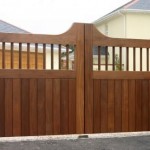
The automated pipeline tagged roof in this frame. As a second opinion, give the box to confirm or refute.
[0,20,30,33]
[94,0,150,24]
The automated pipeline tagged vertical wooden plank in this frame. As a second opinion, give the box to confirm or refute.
[85,24,93,133]
[98,46,101,71]
[141,80,149,131]
[93,80,101,133]
[135,80,142,131]
[60,79,69,134]
[69,79,76,134]
[76,23,84,133]
[37,79,46,135]
[13,79,21,136]
[5,79,13,136]
[29,79,38,135]
[133,47,136,71]
[59,44,61,70]
[129,80,136,131]
[35,43,38,69]
[108,80,115,132]
[114,80,122,132]
[27,43,30,69]
[126,47,129,71]
[45,79,53,135]
[101,80,108,133]
[11,43,14,69]
[2,42,5,69]
[112,47,115,71]
[0,79,5,136]
[21,79,29,136]
[43,44,46,69]
[53,79,60,134]
[122,80,129,132]
[19,43,22,69]
[51,44,54,70]
[140,48,142,71]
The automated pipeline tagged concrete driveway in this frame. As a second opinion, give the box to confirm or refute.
[0,132,150,150]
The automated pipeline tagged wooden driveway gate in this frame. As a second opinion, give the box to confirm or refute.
[0,23,150,137]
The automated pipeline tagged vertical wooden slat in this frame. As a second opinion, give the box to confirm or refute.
[147,48,149,71]
[119,47,122,70]
[53,79,60,134]
[59,44,61,70]
[45,79,53,135]
[114,80,122,132]
[27,43,30,69]
[98,46,101,70]
[112,46,115,71]
[108,80,115,132]
[129,80,136,131]
[105,46,108,71]
[2,42,5,69]
[141,80,149,131]
[126,47,129,71]
[0,79,5,136]
[69,79,76,134]
[13,79,21,136]
[21,79,29,136]
[35,43,38,69]
[19,43,22,69]
[135,80,142,131]
[133,47,136,71]
[122,80,129,132]
[66,45,69,70]
[93,80,101,133]
[5,79,13,136]
[51,44,54,70]
[11,43,14,69]
[76,24,84,133]
[29,79,38,135]
[140,48,142,71]
[85,24,93,133]
[60,79,69,134]
[100,80,108,133]
[37,79,46,135]
[43,44,46,69]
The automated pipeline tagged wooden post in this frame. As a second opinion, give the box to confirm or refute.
[84,24,94,133]
[75,23,85,134]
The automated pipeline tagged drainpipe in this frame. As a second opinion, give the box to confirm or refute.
[118,10,126,38]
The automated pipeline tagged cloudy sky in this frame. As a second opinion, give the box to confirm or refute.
[0,0,130,34]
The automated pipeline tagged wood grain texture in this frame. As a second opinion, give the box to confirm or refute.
[68,79,76,134]
[0,79,5,136]
[60,79,69,134]
[21,79,29,136]
[45,79,53,135]
[29,79,38,135]
[93,80,101,133]
[37,79,46,135]
[5,79,13,136]
[13,79,21,136]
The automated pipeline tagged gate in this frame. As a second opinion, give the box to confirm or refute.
[0,23,150,137]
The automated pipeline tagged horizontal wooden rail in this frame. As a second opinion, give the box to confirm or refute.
[0,70,75,79]
[93,71,150,79]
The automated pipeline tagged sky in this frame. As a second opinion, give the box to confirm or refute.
[0,0,131,34]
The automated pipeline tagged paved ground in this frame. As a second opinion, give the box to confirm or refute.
[0,133,150,150]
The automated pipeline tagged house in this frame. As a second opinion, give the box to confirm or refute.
[93,0,150,71]
[0,20,73,70]
[94,0,150,39]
